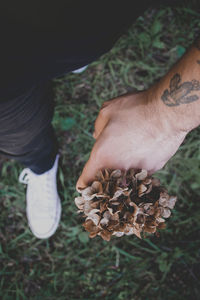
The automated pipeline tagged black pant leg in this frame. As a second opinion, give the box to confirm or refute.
[0,83,58,174]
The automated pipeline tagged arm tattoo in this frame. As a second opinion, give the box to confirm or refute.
[161,73,200,107]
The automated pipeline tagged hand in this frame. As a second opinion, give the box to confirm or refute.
[76,90,187,190]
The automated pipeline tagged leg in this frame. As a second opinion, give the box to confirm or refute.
[0,83,61,239]
[0,82,58,173]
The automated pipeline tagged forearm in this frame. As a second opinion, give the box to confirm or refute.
[148,40,200,134]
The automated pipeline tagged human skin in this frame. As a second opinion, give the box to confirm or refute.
[76,40,200,190]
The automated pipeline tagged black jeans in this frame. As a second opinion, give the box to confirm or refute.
[0,83,58,174]
[0,1,181,173]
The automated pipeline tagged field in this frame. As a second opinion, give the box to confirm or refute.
[0,2,200,300]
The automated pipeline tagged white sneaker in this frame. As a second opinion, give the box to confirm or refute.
[19,155,61,239]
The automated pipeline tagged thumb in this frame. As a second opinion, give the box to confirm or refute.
[93,99,115,139]
[76,137,106,191]
[76,153,103,191]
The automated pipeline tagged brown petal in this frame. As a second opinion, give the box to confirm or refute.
[127,169,136,178]
[145,184,153,194]
[142,177,152,185]
[135,169,148,181]
[138,184,148,197]
[142,203,151,210]
[129,202,138,216]
[156,217,165,223]
[110,201,120,205]
[88,208,100,215]
[104,169,110,180]
[74,197,85,210]
[144,226,156,233]
[100,201,107,213]
[111,169,122,178]
[91,201,100,209]
[83,219,97,232]
[132,225,142,239]
[110,188,127,200]
[105,182,110,194]
[100,217,109,226]
[167,196,177,209]
[103,210,111,218]
[157,222,166,229]
[160,207,171,218]
[113,231,124,237]
[145,216,157,227]
[89,231,99,238]
[159,191,170,207]
[107,207,113,215]
[124,225,134,235]
[144,204,155,215]
[91,181,103,193]
[96,170,104,181]
[86,213,100,226]
[136,213,145,224]
[82,187,96,201]
[84,200,93,214]
[99,230,112,241]
[107,219,119,230]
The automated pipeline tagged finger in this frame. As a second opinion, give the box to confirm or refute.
[76,151,103,191]
[148,161,166,175]
[93,108,110,140]
[93,98,118,139]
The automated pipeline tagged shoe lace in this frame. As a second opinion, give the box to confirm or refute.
[19,168,31,184]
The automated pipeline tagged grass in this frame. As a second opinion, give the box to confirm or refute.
[1,3,200,300]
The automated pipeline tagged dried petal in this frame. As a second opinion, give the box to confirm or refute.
[114,232,124,237]
[142,177,152,185]
[89,231,99,238]
[99,230,112,241]
[136,214,145,224]
[144,226,156,233]
[167,196,177,209]
[83,219,98,232]
[135,169,148,181]
[156,217,165,223]
[110,188,128,200]
[84,200,93,214]
[91,181,103,193]
[111,169,122,178]
[86,213,100,226]
[74,197,85,210]
[100,218,109,226]
[157,222,166,229]
[159,191,170,207]
[138,184,148,197]
[132,225,142,239]
[160,207,171,218]
[82,187,96,201]
[104,169,110,180]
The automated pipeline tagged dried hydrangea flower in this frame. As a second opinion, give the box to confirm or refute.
[75,169,177,241]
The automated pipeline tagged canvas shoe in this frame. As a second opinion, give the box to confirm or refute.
[19,155,61,239]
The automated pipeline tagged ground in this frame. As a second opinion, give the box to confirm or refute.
[0,2,200,300]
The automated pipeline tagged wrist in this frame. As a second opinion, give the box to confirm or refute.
[147,83,193,136]
[144,85,189,143]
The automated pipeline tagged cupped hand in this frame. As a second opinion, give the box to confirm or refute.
[76,90,187,190]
